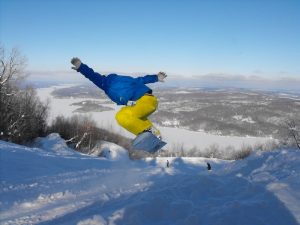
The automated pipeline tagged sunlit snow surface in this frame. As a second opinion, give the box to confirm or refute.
[1,136,300,225]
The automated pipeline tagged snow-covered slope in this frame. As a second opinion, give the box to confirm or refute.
[1,136,300,225]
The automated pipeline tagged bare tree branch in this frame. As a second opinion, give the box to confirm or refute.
[0,45,27,88]
[76,132,89,149]
[65,135,78,144]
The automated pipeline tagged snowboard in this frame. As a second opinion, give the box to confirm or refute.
[132,132,167,153]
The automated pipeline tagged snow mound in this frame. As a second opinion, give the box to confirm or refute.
[89,141,129,161]
[34,133,75,155]
[77,215,106,225]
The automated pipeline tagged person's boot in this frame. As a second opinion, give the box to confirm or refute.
[144,126,161,140]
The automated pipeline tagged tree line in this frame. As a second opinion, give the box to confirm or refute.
[0,46,48,143]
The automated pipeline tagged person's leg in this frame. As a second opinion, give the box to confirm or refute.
[115,95,158,135]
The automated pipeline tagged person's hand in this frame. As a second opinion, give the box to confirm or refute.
[157,71,167,82]
[71,57,82,70]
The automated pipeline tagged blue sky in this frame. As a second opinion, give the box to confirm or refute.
[0,0,299,79]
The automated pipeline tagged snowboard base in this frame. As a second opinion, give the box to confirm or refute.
[132,132,166,153]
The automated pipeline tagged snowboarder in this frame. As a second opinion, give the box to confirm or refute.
[167,160,170,168]
[71,57,167,141]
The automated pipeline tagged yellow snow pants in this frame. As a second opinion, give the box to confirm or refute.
[115,94,158,135]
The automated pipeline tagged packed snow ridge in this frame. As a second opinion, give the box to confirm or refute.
[1,134,300,225]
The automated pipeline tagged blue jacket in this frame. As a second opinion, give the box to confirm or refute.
[77,63,158,105]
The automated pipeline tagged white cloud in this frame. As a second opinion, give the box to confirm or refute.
[165,73,300,92]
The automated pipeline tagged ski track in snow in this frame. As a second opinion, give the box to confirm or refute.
[1,137,300,225]
[1,168,152,225]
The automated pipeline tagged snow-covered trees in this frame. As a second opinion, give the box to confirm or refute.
[286,119,300,149]
[0,45,48,143]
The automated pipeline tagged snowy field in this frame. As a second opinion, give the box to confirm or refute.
[1,135,299,225]
[36,85,273,151]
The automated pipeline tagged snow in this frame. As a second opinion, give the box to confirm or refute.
[1,137,300,225]
[89,141,130,162]
[34,133,76,156]
[162,119,180,126]
[233,115,256,124]
[160,126,270,151]
[174,91,192,94]
[78,215,106,225]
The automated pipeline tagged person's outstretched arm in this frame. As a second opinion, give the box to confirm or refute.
[137,72,167,84]
[71,57,105,89]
